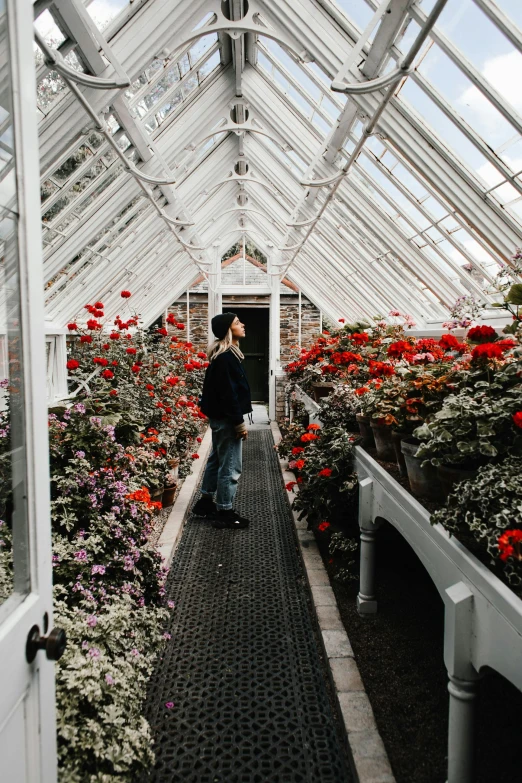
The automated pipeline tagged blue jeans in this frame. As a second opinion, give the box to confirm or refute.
[201,418,243,510]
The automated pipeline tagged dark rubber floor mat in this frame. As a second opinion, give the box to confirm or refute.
[141,430,353,783]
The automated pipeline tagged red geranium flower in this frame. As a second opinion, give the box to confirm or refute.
[67,322,77,331]
[80,335,92,343]
[94,301,104,309]
[146,384,154,391]
[197,352,207,359]
[471,342,505,361]
[191,453,200,459]
[498,529,522,562]
[157,328,168,337]
[496,338,517,350]
[126,347,137,355]
[166,376,179,386]
[101,369,114,379]
[131,364,141,374]
[102,343,110,350]
[467,325,497,343]
[369,360,395,377]
[109,332,120,340]
[318,468,333,477]
[285,481,297,491]
[351,332,369,345]
[86,319,101,330]
[176,323,186,330]
[109,389,118,396]
[387,340,412,358]
[120,290,131,298]
[512,412,522,429]
[93,309,104,318]
[338,318,345,323]
[295,459,305,470]
[292,447,305,455]
[318,521,330,532]
[439,333,463,351]
[66,359,79,371]
[111,360,118,366]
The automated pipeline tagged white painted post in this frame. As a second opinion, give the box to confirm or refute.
[207,242,222,345]
[268,249,281,421]
[444,582,481,783]
[357,478,379,614]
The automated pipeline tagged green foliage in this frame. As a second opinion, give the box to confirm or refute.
[317,385,359,431]
[0,519,12,603]
[414,365,522,467]
[431,459,522,589]
[54,592,168,782]
[505,284,522,305]
[291,426,358,527]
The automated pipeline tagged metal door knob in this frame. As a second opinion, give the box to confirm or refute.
[26,624,67,663]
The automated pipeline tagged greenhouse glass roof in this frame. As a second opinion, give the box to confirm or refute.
[32,0,522,328]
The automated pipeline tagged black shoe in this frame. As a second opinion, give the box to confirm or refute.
[212,509,250,530]
[191,494,217,518]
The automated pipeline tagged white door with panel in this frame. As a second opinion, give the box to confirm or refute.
[0,2,60,782]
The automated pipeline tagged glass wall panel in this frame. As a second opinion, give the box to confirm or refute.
[0,5,29,609]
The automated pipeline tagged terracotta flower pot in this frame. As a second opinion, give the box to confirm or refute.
[391,429,408,477]
[370,419,395,462]
[401,438,442,501]
[437,463,478,500]
[356,413,375,448]
[162,485,177,507]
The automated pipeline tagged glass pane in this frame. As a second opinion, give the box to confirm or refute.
[0,7,29,610]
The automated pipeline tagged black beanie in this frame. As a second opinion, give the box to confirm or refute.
[211,312,236,340]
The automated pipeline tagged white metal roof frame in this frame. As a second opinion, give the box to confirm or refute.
[30,0,522,329]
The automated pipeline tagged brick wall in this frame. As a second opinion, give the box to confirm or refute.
[167,295,208,350]
[280,300,321,364]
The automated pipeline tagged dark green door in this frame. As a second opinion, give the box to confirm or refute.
[233,308,269,402]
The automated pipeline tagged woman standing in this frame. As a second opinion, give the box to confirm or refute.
[191,312,252,529]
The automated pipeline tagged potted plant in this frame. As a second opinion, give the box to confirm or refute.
[431,457,522,591]
[414,363,522,498]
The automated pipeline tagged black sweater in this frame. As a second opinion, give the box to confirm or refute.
[199,349,253,426]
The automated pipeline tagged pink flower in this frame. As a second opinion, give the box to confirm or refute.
[74,550,87,561]
[105,674,114,685]
[165,702,174,709]
[91,564,106,575]
[389,310,401,317]
[88,647,100,658]
[86,615,97,627]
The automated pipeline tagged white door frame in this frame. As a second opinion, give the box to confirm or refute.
[0,1,58,781]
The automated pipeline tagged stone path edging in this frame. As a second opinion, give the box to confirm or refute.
[157,425,213,566]
[270,421,396,783]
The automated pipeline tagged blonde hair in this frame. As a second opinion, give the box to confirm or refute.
[208,330,233,361]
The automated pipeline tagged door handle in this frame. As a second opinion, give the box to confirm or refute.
[26,624,67,663]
